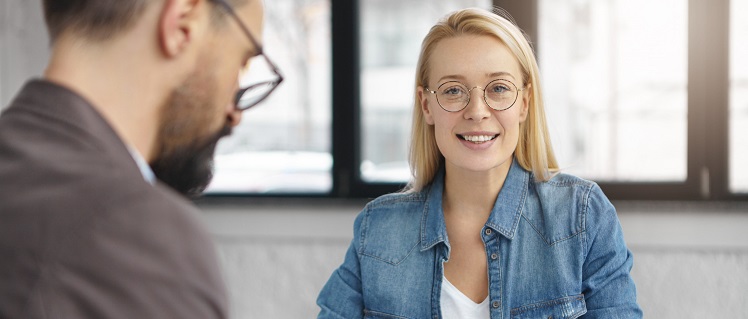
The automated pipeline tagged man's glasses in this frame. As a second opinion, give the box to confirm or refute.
[425,79,524,112]
[211,0,284,111]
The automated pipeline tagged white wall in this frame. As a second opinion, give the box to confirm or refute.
[198,201,748,319]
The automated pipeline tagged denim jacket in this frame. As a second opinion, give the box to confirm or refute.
[317,160,642,319]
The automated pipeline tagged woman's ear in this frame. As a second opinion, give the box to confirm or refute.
[519,83,531,122]
[418,86,435,125]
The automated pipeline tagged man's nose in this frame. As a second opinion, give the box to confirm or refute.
[227,105,243,127]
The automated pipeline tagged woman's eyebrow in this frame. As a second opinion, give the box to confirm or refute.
[436,72,516,84]
[436,74,466,83]
[486,71,515,79]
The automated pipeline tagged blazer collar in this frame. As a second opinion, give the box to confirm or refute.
[420,159,528,251]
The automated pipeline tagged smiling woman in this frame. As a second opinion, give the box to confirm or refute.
[317,8,642,319]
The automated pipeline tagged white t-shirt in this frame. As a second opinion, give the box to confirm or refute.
[440,276,490,319]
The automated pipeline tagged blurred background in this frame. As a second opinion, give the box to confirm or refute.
[1,0,747,317]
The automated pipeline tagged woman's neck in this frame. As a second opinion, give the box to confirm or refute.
[442,159,512,223]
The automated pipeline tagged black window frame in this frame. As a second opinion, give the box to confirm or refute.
[204,0,748,201]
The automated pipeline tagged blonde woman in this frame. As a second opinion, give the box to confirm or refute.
[317,8,641,319]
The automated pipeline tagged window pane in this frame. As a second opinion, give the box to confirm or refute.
[360,0,492,182]
[539,0,688,181]
[206,0,332,193]
[731,0,748,193]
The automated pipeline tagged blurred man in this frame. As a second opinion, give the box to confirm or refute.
[0,0,282,317]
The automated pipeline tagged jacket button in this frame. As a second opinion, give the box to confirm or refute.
[491,253,498,260]
[492,300,500,308]
[485,228,492,235]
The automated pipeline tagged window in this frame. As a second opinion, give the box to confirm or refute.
[203,0,746,200]
[730,0,748,193]
[206,0,332,194]
[538,0,688,182]
[503,0,748,200]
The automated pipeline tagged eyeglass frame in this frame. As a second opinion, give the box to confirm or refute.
[210,0,284,111]
[424,79,525,113]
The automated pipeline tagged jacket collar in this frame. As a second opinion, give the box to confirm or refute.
[420,159,529,251]
[420,168,449,251]
[9,80,144,181]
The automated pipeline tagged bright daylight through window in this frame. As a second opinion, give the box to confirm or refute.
[205,0,332,194]
[731,0,748,193]
[539,0,688,182]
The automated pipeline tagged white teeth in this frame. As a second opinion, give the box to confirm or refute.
[461,135,496,143]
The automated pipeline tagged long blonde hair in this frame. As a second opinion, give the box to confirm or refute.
[407,7,558,192]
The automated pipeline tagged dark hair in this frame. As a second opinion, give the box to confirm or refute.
[42,0,148,43]
[42,0,249,44]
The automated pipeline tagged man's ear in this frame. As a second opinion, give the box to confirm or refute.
[519,83,531,122]
[158,0,203,58]
[418,86,435,125]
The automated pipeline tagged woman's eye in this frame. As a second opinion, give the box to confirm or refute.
[442,87,465,95]
[491,85,510,93]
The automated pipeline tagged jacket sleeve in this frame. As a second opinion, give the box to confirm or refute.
[581,184,643,319]
[317,208,366,319]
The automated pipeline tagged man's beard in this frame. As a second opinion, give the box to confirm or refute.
[150,69,233,198]
[151,123,232,198]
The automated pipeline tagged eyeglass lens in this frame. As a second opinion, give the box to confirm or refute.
[435,79,519,111]
[236,53,280,110]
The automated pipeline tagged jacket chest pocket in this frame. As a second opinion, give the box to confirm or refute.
[510,294,587,319]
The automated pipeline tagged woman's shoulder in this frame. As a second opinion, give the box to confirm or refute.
[358,190,428,224]
[537,170,597,188]
[530,170,606,200]
[350,191,427,260]
[365,190,427,209]
[531,170,616,212]
[527,171,612,216]
[521,171,615,245]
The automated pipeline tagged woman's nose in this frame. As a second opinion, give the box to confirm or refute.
[462,88,491,121]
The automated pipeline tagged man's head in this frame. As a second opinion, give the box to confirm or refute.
[42,0,251,43]
[41,0,271,197]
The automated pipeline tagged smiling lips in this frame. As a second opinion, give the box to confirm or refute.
[457,133,500,143]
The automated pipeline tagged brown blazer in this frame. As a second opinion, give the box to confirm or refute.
[0,80,228,318]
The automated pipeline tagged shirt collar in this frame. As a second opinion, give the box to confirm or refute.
[420,168,449,251]
[484,158,528,239]
[126,145,156,184]
[420,158,528,252]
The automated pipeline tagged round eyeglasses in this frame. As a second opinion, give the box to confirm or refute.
[425,79,524,112]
